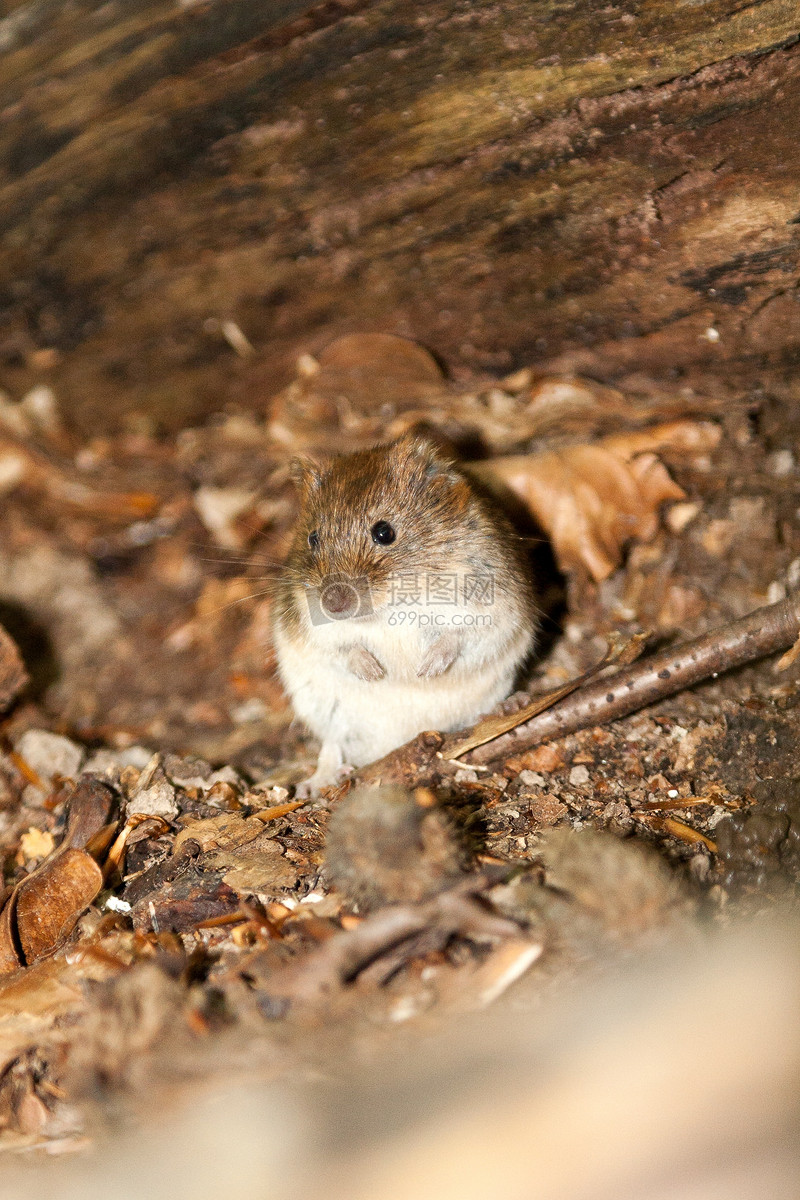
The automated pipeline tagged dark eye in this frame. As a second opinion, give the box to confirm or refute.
[308,530,320,551]
[371,520,396,546]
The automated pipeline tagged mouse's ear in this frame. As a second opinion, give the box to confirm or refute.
[392,428,461,483]
[289,456,323,497]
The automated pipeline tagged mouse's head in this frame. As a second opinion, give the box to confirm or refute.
[283,434,479,620]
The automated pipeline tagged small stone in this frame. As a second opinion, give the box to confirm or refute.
[251,785,290,806]
[768,449,794,478]
[83,745,154,779]
[665,501,700,534]
[569,765,590,786]
[454,768,479,784]
[706,808,730,830]
[519,770,546,787]
[14,729,84,783]
[205,765,243,790]
[126,755,178,819]
[230,697,269,724]
[163,755,212,788]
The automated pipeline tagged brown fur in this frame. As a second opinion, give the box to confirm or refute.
[277,433,536,640]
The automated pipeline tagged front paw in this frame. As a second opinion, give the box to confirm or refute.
[344,644,385,681]
[296,741,354,797]
[417,631,460,679]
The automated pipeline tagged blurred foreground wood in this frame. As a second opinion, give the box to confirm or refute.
[4,920,797,1200]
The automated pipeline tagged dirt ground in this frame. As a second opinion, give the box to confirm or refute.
[0,329,799,1174]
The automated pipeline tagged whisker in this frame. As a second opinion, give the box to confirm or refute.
[516,534,549,547]
[194,556,283,573]
[195,586,278,620]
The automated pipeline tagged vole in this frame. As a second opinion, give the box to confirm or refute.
[273,433,538,792]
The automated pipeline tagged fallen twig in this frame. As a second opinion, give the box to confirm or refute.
[443,632,647,759]
[467,592,800,766]
[360,593,800,786]
[279,876,520,1003]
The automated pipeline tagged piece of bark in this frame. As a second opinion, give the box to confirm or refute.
[130,866,241,934]
[0,625,27,712]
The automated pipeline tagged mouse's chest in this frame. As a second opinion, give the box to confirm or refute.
[310,611,426,676]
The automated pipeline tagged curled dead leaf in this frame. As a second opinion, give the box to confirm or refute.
[0,849,103,975]
[477,421,715,581]
[173,812,266,857]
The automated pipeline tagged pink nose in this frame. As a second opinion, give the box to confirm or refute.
[321,582,357,616]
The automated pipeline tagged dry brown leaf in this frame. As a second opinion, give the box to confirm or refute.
[0,849,103,975]
[217,843,298,895]
[0,623,28,712]
[173,812,266,857]
[269,334,444,452]
[477,422,715,580]
[15,850,103,966]
[601,419,721,458]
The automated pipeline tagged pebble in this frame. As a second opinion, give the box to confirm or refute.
[519,770,546,787]
[568,765,591,786]
[83,746,154,779]
[14,729,84,782]
[126,754,178,819]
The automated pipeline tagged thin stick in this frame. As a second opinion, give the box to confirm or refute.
[467,592,800,765]
[443,632,646,760]
[358,594,800,787]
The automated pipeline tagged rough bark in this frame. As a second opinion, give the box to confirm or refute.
[0,0,799,432]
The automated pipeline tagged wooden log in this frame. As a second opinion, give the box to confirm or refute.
[0,1,798,431]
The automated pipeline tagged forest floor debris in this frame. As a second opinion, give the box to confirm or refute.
[0,338,799,1154]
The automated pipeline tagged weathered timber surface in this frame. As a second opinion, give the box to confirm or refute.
[0,0,799,432]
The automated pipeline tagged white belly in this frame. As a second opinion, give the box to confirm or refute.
[274,604,534,766]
